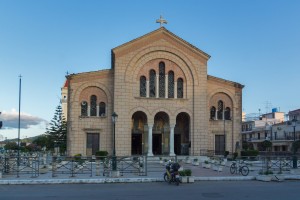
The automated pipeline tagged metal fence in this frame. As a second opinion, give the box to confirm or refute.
[0,156,39,177]
[2,153,300,178]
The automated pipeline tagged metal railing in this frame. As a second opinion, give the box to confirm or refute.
[0,155,39,177]
[52,156,93,177]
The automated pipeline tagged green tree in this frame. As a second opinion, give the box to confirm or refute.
[46,103,67,153]
[32,134,51,150]
[4,142,18,150]
[258,140,272,151]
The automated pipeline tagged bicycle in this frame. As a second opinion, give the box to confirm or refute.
[230,160,249,176]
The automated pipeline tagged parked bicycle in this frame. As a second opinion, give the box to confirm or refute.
[230,160,249,176]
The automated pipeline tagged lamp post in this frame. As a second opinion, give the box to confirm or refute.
[111,112,118,171]
[17,75,22,178]
[292,118,298,169]
[0,112,2,129]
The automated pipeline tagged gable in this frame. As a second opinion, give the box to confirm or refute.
[112,27,210,61]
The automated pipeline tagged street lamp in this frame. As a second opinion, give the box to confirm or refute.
[0,112,2,129]
[111,112,118,171]
[292,118,297,141]
[291,118,298,169]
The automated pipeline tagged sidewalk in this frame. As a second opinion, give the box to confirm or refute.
[1,162,299,185]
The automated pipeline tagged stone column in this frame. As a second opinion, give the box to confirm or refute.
[147,124,154,156]
[96,105,99,117]
[165,75,168,98]
[88,106,91,116]
[169,124,176,156]
[156,75,159,98]
[174,81,177,99]
[146,80,149,98]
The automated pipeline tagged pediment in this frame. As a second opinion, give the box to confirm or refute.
[112,27,210,61]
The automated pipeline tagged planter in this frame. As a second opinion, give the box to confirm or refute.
[256,175,272,182]
[180,176,188,183]
[185,159,191,164]
[202,163,211,169]
[193,161,200,166]
[187,176,194,183]
[212,164,223,172]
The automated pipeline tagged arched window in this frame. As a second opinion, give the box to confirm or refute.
[140,76,146,97]
[177,78,183,98]
[90,95,97,116]
[168,71,174,98]
[81,101,88,116]
[99,102,106,116]
[159,62,165,98]
[225,107,231,120]
[210,106,216,120]
[149,69,156,97]
[217,100,224,120]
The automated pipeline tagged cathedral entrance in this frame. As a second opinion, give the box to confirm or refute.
[153,112,169,155]
[174,134,181,155]
[152,134,162,155]
[175,112,190,155]
[132,134,142,155]
[131,111,147,155]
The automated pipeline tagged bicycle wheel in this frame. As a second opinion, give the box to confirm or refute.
[163,173,169,182]
[230,164,237,174]
[241,166,249,176]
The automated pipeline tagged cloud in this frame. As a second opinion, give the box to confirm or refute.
[0,109,48,129]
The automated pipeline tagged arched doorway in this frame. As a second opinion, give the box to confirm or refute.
[175,112,190,155]
[131,111,147,155]
[153,112,170,155]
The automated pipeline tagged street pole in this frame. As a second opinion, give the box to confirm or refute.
[17,75,22,178]
[0,112,2,129]
[113,119,116,171]
[292,118,297,169]
[111,112,118,171]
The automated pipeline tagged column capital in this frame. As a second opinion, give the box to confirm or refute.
[170,124,176,129]
[148,124,154,128]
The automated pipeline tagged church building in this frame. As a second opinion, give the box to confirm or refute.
[63,26,244,157]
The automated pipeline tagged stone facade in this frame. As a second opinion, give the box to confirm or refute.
[65,27,244,156]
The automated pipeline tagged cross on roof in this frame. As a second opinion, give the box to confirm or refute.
[156,15,167,27]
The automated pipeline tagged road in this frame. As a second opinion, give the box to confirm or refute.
[0,181,300,200]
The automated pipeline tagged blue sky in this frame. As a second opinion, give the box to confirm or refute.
[0,0,299,139]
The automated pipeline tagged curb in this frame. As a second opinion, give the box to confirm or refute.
[0,176,255,185]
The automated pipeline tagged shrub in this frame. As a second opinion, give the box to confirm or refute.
[179,170,186,176]
[241,150,259,157]
[184,169,192,176]
[95,151,108,160]
[74,154,82,161]
[258,140,272,151]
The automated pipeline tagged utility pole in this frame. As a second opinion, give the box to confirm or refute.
[0,112,2,129]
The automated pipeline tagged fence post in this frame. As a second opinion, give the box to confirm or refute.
[52,156,57,177]
[96,159,100,176]
[71,158,75,177]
